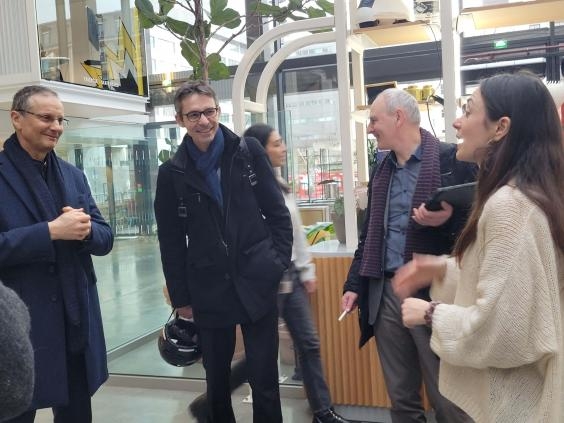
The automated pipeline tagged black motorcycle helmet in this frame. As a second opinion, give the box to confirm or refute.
[158,314,202,367]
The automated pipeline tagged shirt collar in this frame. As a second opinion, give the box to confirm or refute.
[390,144,422,167]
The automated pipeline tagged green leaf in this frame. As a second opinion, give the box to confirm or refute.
[210,0,241,29]
[249,1,284,16]
[316,0,334,15]
[135,0,162,27]
[135,0,156,16]
[180,40,204,80]
[158,149,171,163]
[138,13,157,29]
[288,0,302,9]
[158,0,174,15]
[165,17,190,36]
[207,53,230,81]
[210,7,241,29]
[203,22,211,38]
[274,7,290,23]
[180,40,200,69]
[207,52,222,65]
[306,7,326,19]
[210,0,228,16]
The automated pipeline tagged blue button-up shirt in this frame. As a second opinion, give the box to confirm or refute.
[384,146,422,273]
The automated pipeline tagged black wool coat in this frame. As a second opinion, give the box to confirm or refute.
[0,135,113,409]
[154,124,293,328]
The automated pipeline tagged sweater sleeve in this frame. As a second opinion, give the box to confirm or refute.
[430,255,460,303]
[430,188,560,370]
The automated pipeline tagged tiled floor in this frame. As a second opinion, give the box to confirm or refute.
[33,378,396,422]
[34,380,315,423]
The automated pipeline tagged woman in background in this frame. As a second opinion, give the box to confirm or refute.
[244,123,347,423]
[393,72,564,422]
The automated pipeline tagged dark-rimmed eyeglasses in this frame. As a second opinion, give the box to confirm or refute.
[182,107,219,122]
[16,109,69,127]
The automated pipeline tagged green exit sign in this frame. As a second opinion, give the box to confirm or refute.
[494,40,508,49]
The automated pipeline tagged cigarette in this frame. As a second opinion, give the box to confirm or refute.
[338,309,349,321]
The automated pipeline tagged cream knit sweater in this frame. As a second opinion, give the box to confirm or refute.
[430,185,564,423]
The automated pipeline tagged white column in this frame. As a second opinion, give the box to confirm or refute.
[335,0,358,248]
[440,0,461,143]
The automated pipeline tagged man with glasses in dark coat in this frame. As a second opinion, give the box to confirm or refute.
[154,81,293,422]
[0,85,113,422]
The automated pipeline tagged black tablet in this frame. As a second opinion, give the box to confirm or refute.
[425,182,477,211]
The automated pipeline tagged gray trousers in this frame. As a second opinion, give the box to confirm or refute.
[372,279,472,423]
[278,270,332,413]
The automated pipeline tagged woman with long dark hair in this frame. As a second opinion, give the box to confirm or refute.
[244,123,348,423]
[392,72,564,422]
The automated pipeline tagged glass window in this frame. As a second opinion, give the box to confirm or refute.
[36,0,147,96]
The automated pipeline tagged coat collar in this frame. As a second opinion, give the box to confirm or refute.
[0,134,43,221]
[169,124,241,196]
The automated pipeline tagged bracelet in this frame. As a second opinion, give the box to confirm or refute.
[424,301,441,327]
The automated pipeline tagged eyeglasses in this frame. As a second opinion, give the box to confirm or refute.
[16,110,69,127]
[182,107,219,122]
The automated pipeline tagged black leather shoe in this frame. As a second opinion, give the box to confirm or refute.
[188,393,208,423]
[312,408,350,423]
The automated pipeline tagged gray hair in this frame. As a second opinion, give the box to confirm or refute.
[174,81,218,113]
[11,85,58,111]
[379,88,421,125]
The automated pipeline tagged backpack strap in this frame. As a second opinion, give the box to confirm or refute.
[239,137,258,187]
[170,168,190,240]
[170,169,188,218]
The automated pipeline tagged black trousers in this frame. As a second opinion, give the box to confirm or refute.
[7,353,92,423]
[198,307,282,423]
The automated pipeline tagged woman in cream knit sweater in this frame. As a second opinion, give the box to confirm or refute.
[393,72,564,422]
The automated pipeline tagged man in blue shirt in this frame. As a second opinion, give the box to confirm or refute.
[342,89,475,422]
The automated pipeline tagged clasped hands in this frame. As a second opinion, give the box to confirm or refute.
[48,206,92,241]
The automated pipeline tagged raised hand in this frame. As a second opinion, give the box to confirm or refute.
[392,253,446,300]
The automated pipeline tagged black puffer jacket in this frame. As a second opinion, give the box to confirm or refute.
[154,124,292,328]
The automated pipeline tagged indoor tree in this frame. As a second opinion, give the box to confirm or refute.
[135,0,334,82]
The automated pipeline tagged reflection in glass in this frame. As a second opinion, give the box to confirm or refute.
[36,0,147,96]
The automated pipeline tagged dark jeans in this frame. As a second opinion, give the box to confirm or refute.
[278,270,332,413]
[198,307,282,423]
[373,280,472,423]
[6,353,92,423]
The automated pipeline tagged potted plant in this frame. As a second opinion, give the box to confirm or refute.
[330,196,346,244]
[330,186,368,244]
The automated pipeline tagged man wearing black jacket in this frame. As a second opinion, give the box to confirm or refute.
[154,81,292,422]
[341,89,476,422]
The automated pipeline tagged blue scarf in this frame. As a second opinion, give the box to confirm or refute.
[186,129,224,208]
